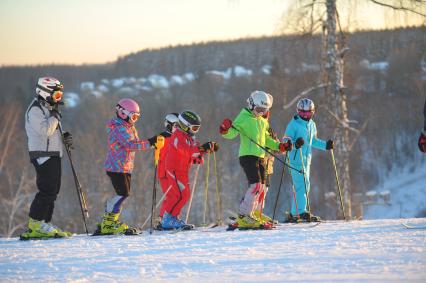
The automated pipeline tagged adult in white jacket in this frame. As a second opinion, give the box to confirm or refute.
[20,77,73,240]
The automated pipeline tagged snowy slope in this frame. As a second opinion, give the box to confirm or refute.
[364,162,426,219]
[1,218,425,282]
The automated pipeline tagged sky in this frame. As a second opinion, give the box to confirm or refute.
[0,0,424,66]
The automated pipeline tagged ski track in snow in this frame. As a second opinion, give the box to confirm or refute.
[0,218,425,282]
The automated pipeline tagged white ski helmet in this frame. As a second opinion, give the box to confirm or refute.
[164,112,179,131]
[297,98,315,120]
[247,90,273,111]
[35,77,63,103]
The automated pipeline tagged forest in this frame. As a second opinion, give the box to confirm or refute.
[0,27,425,237]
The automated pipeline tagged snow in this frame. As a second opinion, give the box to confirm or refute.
[1,218,425,282]
[364,162,426,219]
[148,74,169,89]
[234,65,252,77]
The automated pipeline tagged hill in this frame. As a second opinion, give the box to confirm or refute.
[0,218,425,282]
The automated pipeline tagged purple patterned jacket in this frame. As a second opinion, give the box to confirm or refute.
[104,117,150,173]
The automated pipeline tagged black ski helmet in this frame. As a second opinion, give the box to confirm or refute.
[178,110,201,136]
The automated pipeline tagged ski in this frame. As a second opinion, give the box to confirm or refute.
[19,235,70,241]
[281,222,321,228]
[401,223,426,230]
[168,224,195,234]
[91,226,142,236]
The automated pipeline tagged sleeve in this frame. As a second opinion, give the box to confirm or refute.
[28,107,59,137]
[222,111,243,140]
[311,123,327,151]
[112,126,150,151]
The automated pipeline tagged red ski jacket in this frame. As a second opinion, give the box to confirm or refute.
[165,128,201,177]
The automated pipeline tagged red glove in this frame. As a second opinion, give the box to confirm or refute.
[419,132,426,153]
[279,140,293,152]
[219,119,232,134]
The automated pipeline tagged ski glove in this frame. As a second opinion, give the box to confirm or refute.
[148,135,157,148]
[279,140,293,152]
[295,137,305,149]
[199,141,219,153]
[192,155,204,164]
[50,109,62,121]
[62,132,73,148]
[419,131,426,153]
[219,119,232,134]
[326,139,334,150]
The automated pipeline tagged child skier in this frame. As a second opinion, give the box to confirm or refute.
[96,98,157,235]
[21,77,73,240]
[161,110,218,230]
[219,91,292,229]
[284,98,333,222]
[156,112,179,229]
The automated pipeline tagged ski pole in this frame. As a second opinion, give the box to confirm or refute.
[150,136,165,234]
[213,151,223,225]
[299,149,311,215]
[230,125,303,173]
[141,184,173,230]
[58,124,89,235]
[286,154,301,221]
[202,154,210,225]
[185,164,201,223]
[330,149,346,220]
[272,152,287,220]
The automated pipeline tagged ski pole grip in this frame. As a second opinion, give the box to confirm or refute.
[154,135,165,165]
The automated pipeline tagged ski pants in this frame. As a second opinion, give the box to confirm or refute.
[105,172,131,214]
[29,157,61,223]
[289,162,311,215]
[159,176,171,217]
[163,170,190,217]
[238,156,267,215]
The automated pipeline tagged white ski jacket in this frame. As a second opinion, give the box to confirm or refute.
[25,99,63,160]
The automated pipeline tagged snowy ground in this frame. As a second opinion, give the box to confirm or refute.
[0,218,425,282]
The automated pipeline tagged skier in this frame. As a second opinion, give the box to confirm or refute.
[156,112,179,229]
[96,98,157,235]
[284,98,333,222]
[219,91,292,229]
[161,110,218,230]
[418,100,426,153]
[21,77,73,240]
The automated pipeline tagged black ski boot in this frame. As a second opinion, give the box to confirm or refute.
[300,212,321,222]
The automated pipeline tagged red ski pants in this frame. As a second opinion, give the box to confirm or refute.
[159,177,171,218]
[162,170,190,217]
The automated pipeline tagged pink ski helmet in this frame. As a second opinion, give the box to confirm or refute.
[116,98,140,123]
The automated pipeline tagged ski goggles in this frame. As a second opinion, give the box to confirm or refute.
[51,90,63,102]
[189,124,200,133]
[298,110,314,120]
[118,106,141,123]
[127,111,140,123]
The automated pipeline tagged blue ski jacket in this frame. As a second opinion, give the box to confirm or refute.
[284,115,327,166]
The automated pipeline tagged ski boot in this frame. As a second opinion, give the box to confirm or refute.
[154,216,163,230]
[252,210,278,226]
[300,212,321,222]
[284,212,303,223]
[20,218,71,240]
[98,212,130,235]
[161,213,194,230]
[228,214,273,230]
